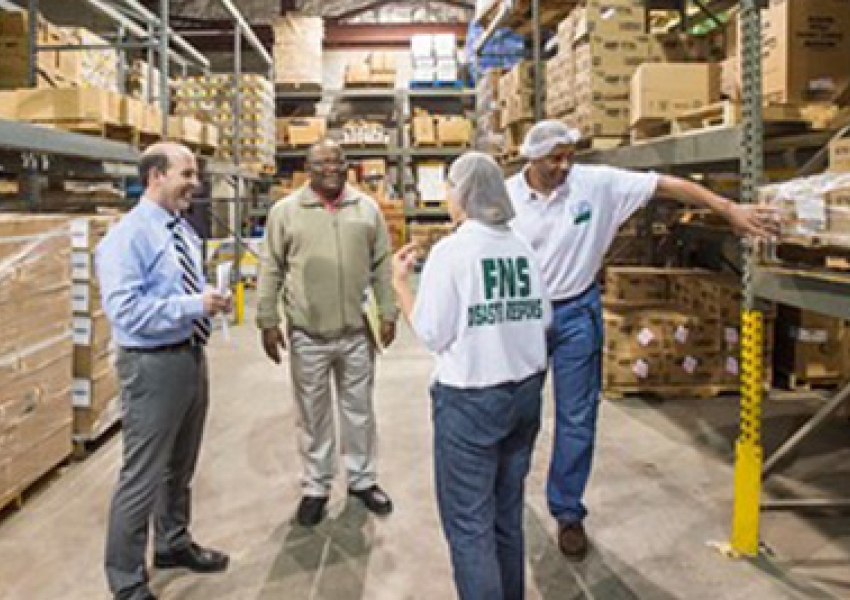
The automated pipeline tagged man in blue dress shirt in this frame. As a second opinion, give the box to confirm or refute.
[97,142,231,600]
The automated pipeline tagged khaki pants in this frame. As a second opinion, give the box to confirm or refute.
[289,329,377,496]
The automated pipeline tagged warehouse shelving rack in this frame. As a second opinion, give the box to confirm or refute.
[0,0,274,287]
[275,86,476,224]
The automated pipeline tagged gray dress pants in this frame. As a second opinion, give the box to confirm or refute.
[105,345,209,596]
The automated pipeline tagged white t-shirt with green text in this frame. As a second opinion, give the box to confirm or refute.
[412,220,551,388]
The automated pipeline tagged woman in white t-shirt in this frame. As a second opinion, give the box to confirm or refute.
[392,152,551,600]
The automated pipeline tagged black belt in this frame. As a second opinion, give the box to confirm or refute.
[123,339,195,354]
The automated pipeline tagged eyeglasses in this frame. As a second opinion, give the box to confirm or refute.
[309,159,347,171]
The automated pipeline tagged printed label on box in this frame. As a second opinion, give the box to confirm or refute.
[726,356,739,375]
[683,356,698,374]
[71,251,92,280]
[71,282,91,313]
[70,218,90,249]
[632,359,649,379]
[637,327,655,347]
[72,378,92,408]
[73,316,93,346]
[674,325,690,345]
[725,327,739,346]
[790,327,828,344]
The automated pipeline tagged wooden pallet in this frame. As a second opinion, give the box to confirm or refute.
[340,142,391,149]
[0,432,72,517]
[630,119,672,144]
[412,140,471,149]
[775,371,843,392]
[276,81,322,92]
[345,81,396,89]
[39,120,137,143]
[604,383,740,400]
[73,395,122,459]
[576,136,628,151]
[762,239,850,275]
[671,101,838,135]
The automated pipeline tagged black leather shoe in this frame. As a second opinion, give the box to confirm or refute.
[349,485,393,516]
[114,585,157,600]
[154,542,229,573]
[297,495,329,526]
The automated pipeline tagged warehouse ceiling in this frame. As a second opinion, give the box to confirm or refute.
[161,0,472,23]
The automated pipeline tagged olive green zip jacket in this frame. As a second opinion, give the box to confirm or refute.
[256,184,397,337]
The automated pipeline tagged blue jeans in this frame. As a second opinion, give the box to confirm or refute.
[431,372,545,600]
[546,285,603,525]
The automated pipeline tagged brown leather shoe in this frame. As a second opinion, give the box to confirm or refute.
[558,522,589,562]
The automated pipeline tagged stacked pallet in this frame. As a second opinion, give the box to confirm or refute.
[474,68,504,155]
[273,14,323,90]
[69,216,120,444]
[0,10,80,89]
[175,74,274,173]
[498,61,536,160]
[410,110,472,147]
[0,214,73,510]
[345,52,397,88]
[775,307,848,390]
[603,267,774,399]
[276,117,326,148]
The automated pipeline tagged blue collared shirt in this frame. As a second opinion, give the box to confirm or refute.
[96,197,207,348]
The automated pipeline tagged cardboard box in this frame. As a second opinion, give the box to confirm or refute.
[720,57,740,101]
[829,138,850,172]
[630,63,719,125]
[72,369,118,410]
[282,117,327,147]
[761,0,850,103]
[775,306,847,382]
[604,355,667,387]
[436,116,472,146]
[2,87,123,123]
[412,114,436,145]
[573,36,649,76]
[574,100,630,137]
[573,0,646,41]
[272,14,323,86]
[367,52,397,74]
[345,63,371,86]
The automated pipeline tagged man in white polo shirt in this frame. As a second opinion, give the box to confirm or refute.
[507,120,778,562]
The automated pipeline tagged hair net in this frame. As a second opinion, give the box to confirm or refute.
[448,152,515,226]
[520,120,581,159]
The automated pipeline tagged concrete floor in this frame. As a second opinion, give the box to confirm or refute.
[0,309,848,599]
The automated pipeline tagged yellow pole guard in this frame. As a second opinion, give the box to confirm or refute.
[730,309,764,557]
[234,281,245,325]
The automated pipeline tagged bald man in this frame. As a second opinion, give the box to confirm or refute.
[97,143,231,600]
[257,140,398,527]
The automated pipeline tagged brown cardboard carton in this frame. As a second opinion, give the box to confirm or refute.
[775,306,846,382]
[630,63,720,125]
[761,0,850,103]
[412,114,437,145]
[436,116,472,146]
[4,87,123,123]
[829,138,850,172]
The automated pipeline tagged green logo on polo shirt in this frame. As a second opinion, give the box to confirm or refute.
[572,200,592,225]
[468,257,543,327]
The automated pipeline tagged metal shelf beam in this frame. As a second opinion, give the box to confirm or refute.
[0,119,139,163]
[752,267,850,321]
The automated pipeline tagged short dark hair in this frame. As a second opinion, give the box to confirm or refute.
[139,151,171,186]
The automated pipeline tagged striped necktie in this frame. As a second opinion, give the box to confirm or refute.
[168,217,211,345]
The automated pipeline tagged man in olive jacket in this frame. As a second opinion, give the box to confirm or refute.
[257,140,398,527]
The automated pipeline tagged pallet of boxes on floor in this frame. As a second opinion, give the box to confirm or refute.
[0,214,74,511]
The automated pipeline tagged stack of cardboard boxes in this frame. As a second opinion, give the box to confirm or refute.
[603,267,774,396]
[70,216,120,441]
[175,74,275,172]
[498,61,536,154]
[0,10,80,89]
[475,68,504,155]
[408,222,454,259]
[411,33,459,84]
[273,14,323,89]
[276,117,327,148]
[410,110,472,147]
[345,53,397,88]
[0,214,73,509]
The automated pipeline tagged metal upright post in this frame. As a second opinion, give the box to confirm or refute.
[233,23,243,285]
[117,25,128,94]
[147,23,155,104]
[730,0,765,558]
[27,0,38,87]
[532,0,542,121]
[159,0,171,136]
